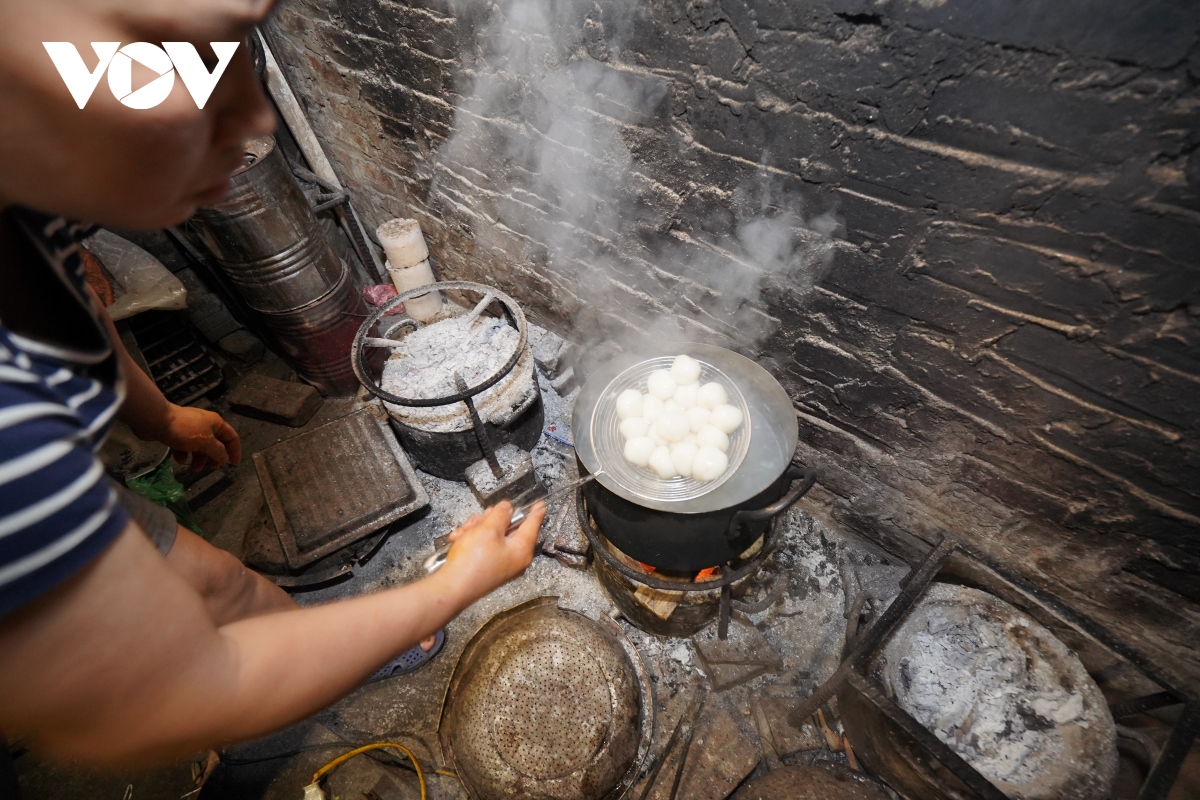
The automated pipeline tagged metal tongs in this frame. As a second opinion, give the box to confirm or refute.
[422,472,602,573]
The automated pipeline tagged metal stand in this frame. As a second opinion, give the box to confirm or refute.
[580,465,815,639]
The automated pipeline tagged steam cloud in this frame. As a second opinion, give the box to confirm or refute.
[430,0,842,357]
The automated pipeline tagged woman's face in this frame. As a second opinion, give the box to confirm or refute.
[0,0,277,228]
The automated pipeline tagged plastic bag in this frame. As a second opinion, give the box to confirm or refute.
[125,461,204,536]
[362,283,406,316]
[84,229,188,320]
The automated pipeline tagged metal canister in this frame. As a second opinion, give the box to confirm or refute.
[191,135,343,313]
[189,134,364,394]
[258,260,366,395]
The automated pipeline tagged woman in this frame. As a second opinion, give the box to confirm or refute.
[0,0,545,772]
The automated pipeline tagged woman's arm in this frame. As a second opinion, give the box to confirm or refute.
[0,500,544,766]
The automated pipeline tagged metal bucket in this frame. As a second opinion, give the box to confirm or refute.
[258,261,366,396]
[191,135,343,313]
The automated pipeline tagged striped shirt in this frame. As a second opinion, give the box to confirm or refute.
[0,209,128,618]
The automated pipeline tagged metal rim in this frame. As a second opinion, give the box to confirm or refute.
[352,280,529,408]
[574,343,799,514]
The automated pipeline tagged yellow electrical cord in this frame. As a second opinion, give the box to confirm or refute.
[311,742,427,799]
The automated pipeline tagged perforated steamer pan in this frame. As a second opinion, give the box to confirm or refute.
[438,597,653,800]
[575,343,798,514]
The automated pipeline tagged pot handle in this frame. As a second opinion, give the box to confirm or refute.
[727,464,816,541]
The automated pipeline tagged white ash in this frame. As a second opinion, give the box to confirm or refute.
[669,643,693,665]
[744,510,872,692]
[380,314,537,433]
[880,583,1116,798]
[467,444,531,498]
[417,469,483,531]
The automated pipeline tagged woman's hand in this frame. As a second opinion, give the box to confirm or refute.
[435,501,545,603]
[154,404,242,471]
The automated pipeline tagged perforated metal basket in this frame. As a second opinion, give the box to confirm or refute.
[590,356,752,503]
[439,597,652,800]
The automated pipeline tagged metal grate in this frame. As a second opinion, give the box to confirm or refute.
[254,410,429,568]
[127,310,223,405]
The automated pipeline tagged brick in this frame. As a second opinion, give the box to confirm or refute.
[227,374,324,427]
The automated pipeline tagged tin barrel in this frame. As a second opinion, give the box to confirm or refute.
[191,135,342,313]
[257,261,365,396]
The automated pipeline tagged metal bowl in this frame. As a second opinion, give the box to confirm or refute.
[439,597,653,800]
[842,583,1118,800]
[591,355,751,503]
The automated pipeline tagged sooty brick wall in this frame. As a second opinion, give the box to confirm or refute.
[264,0,1200,681]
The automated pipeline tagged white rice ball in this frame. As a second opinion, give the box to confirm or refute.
[671,441,697,477]
[696,425,729,453]
[615,389,643,420]
[670,354,702,385]
[691,445,729,481]
[684,433,697,447]
[685,406,711,433]
[647,369,677,400]
[710,403,744,434]
[673,382,699,409]
[654,411,690,443]
[664,399,683,417]
[624,436,655,467]
[649,445,679,479]
[648,426,667,447]
[641,394,664,422]
[619,417,649,440]
[697,382,728,410]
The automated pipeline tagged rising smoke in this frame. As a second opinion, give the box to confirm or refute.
[431,0,842,356]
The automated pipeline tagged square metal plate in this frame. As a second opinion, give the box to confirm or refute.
[253,410,430,569]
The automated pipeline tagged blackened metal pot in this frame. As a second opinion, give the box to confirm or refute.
[389,388,543,479]
[581,461,812,571]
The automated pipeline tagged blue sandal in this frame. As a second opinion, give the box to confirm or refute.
[368,629,445,682]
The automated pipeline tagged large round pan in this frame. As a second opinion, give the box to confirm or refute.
[574,343,798,514]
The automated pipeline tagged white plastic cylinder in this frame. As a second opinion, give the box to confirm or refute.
[376,218,428,268]
[376,218,443,322]
[389,260,443,321]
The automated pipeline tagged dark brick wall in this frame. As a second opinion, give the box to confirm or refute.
[264,0,1200,682]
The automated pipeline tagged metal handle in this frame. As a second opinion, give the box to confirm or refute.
[726,464,815,541]
[422,499,546,574]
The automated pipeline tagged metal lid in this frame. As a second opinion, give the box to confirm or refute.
[439,597,652,800]
[574,343,798,513]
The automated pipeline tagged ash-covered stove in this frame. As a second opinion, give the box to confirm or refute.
[353,281,544,504]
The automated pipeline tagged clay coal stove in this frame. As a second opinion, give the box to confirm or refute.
[352,281,544,502]
[578,463,815,638]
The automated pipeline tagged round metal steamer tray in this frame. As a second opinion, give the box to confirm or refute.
[575,343,798,513]
[438,597,653,800]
